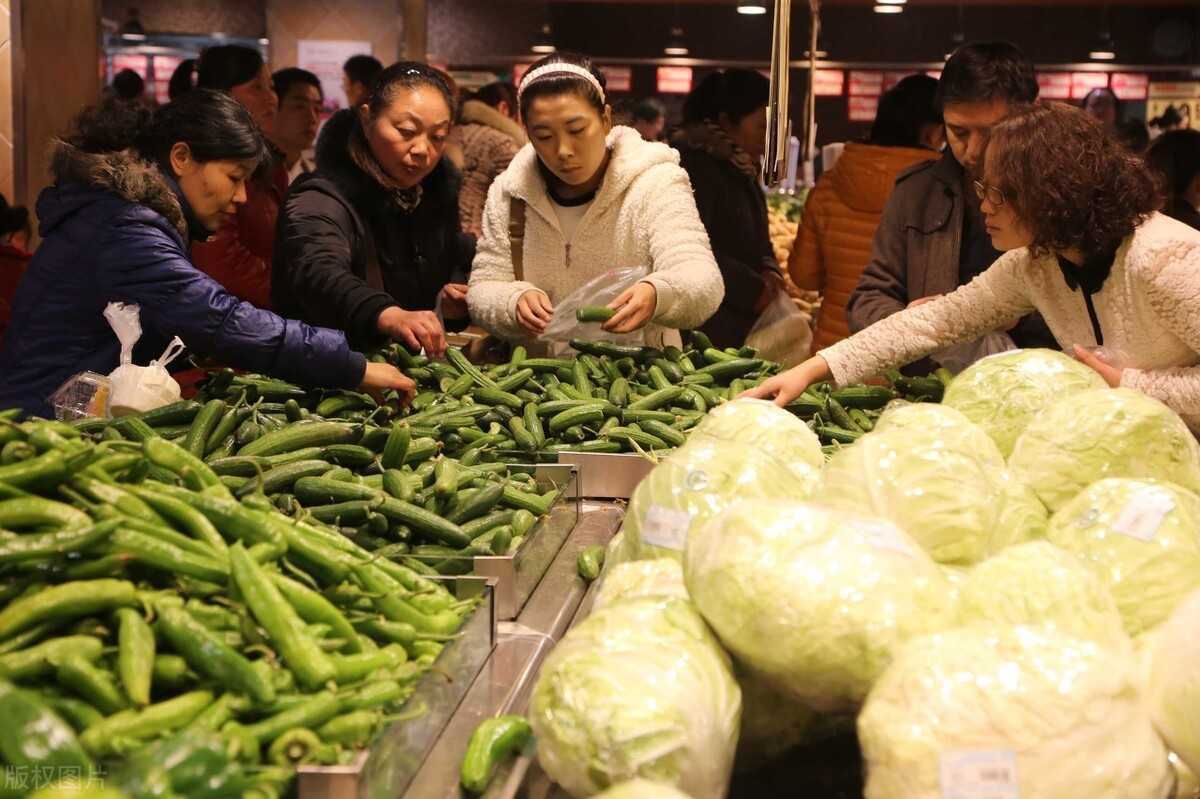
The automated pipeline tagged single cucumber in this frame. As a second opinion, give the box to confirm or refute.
[575,306,616,323]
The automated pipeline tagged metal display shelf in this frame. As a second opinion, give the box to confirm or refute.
[400,501,626,799]
[296,575,498,799]
[554,452,656,499]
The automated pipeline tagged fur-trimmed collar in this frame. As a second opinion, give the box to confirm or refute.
[459,100,527,147]
[49,140,189,240]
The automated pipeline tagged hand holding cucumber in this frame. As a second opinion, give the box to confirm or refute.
[377,306,448,359]
[602,281,657,334]
[517,290,554,336]
[740,355,832,407]
[359,362,416,406]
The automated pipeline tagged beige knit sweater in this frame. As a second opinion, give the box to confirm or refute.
[821,213,1200,431]
[467,126,725,346]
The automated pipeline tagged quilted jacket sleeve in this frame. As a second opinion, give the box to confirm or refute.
[636,163,725,330]
[105,219,366,389]
[1120,238,1200,417]
[819,250,1035,385]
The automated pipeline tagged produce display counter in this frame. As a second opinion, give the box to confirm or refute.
[400,501,625,799]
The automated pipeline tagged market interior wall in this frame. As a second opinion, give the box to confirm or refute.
[0,0,12,204]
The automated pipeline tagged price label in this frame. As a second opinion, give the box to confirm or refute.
[940,750,1019,799]
[1112,487,1175,542]
[640,505,690,551]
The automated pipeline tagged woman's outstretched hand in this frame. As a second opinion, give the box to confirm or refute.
[739,356,833,407]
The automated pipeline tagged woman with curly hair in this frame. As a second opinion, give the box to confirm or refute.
[747,101,1200,431]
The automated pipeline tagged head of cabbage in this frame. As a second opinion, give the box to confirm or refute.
[1009,387,1200,512]
[957,541,1128,648]
[1048,478,1200,636]
[591,780,695,799]
[684,500,955,713]
[529,596,741,799]
[622,399,822,561]
[1143,588,1200,784]
[816,418,1044,565]
[593,559,690,610]
[858,624,1173,799]
[942,348,1108,457]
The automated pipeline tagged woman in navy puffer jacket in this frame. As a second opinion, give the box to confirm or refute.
[0,90,413,417]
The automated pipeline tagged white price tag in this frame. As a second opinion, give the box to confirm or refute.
[640,505,691,551]
[940,750,1019,799]
[1112,487,1175,543]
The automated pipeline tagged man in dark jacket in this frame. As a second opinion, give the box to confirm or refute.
[272,108,474,354]
[846,41,1057,372]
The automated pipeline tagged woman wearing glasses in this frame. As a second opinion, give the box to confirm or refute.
[747,101,1200,432]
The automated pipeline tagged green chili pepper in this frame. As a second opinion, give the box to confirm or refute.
[460,715,532,794]
[231,690,341,747]
[0,679,93,787]
[155,605,275,705]
[316,709,384,747]
[0,579,137,641]
[56,655,128,715]
[0,636,103,681]
[0,519,118,565]
[271,573,361,654]
[267,727,337,766]
[79,690,214,757]
[116,608,155,707]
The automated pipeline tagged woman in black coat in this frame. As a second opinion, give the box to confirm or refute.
[673,69,783,348]
[273,62,475,357]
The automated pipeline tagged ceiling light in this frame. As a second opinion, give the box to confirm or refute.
[664,26,689,56]
[531,23,555,54]
[1089,49,1116,61]
[1089,30,1116,61]
[877,0,906,4]
[802,49,829,58]
[874,4,903,13]
[737,5,768,15]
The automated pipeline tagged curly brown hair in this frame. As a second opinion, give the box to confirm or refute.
[986,101,1161,259]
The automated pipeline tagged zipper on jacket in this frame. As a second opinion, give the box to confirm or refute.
[565,243,571,269]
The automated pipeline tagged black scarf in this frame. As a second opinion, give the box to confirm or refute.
[1056,246,1118,345]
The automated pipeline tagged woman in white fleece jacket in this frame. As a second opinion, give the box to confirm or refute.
[749,101,1200,432]
[467,52,724,346]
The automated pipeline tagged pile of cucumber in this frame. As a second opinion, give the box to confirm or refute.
[0,415,488,798]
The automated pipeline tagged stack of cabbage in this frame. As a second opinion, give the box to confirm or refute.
[619,399,823,561]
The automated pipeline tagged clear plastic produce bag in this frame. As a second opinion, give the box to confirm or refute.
[104,302,187,417]
[541,266,649,345]
[49,371,113,420]
[745,290,812,368]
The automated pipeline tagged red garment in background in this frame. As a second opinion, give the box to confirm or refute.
[0,243,32,352]
[191,161,288,309]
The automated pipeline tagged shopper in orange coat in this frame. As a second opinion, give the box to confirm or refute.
[789,75,943,352]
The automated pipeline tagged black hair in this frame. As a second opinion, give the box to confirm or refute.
[168,45,264,100]
[0,197,30,243]
[682,69,769,126]
[343,54,384,89]
[1150,105,1184,130]
[936,41,1038,111]
[362,61,457,120]
[112,69,145,101]
[67,89,269,174]
[870,74,941,148]
[272,67,323,102]
[1146,128,1200,201]
[632,97,666,124]
[518,52,607,120]
[472,82,517,113]
[1082,87,1121,117]
[1115,118,1150,154]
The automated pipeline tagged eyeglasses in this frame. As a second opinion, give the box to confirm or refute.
[973,179,1007,208]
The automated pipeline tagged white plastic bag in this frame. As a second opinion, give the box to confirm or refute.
[541,266,649,346]
[104,302,187,417]
[745,290,812,368]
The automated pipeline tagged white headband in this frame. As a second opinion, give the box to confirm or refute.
[518,63,606,104]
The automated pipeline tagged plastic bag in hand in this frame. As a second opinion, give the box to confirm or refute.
[541,266,649,345]
[104,302,187,416]
[745,290,812,368]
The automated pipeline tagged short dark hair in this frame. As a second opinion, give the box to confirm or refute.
[682,69,769,125]
[518,52,607,120]
[987,101,1159,260]
[363,61,457,120]
[472,82,517,112]
[1145,129,1200,201]
[936,41,1038,111]
[168,45,265,101]
[632,97,666,124]
[67,89,270,175]
[112,69,145,101]
[343,55,383,88]
[273,67,323,102]
[871,74,940,148]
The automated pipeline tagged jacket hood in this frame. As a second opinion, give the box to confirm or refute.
[502,125,678,213]
[40,141,188,239]
[313,108,462,213]
[460,100,527,147]
[829,142,940,214]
